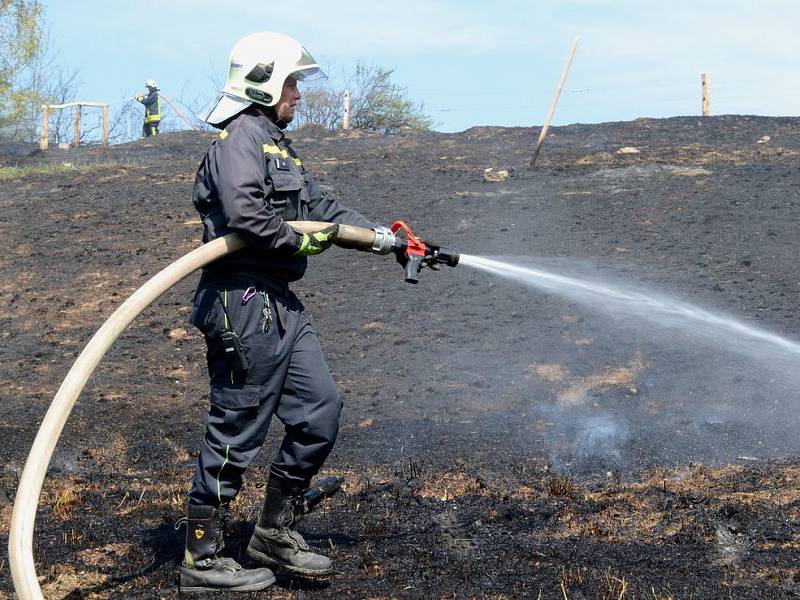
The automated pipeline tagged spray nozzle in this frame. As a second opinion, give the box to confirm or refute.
[390,220,460,283]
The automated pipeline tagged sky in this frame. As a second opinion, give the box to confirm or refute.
[42,0,800,133]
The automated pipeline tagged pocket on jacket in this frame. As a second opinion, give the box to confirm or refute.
[269,169,302,192]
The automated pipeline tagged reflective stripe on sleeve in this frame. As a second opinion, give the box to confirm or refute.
[263,144,302,165]
[262,144,288,158]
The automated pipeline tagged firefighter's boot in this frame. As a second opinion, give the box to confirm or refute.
[246,478,334,578]
[178,503,276,593]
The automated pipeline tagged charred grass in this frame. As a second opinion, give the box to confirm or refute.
[3,117,800,597]
[0,160,122,182]
[6,461,796,598]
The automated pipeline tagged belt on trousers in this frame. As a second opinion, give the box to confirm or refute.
[199,269,290,297]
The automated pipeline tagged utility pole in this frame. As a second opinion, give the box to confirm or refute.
[343,89,351,130]
[701,73,711,116]
[530,36,580,169]
[101,105,109,145]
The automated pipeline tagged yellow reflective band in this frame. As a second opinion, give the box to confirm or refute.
[262,144,289,158]
[293,157,302,166]
[219,130,228,140]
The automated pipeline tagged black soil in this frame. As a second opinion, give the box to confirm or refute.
[2,116,800,598]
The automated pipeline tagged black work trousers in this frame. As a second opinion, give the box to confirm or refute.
[187,272,342,507]
[143,121,159,137]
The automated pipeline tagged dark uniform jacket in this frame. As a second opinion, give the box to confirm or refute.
[137,90,161,123]
[193,107,376,282]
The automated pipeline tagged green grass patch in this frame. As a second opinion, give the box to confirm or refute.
[0,161,120,181]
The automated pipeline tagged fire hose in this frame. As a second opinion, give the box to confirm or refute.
[157,94,201,131]
[8,220,458,600]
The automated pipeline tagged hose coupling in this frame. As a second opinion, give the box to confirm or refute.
[371,226,396,255]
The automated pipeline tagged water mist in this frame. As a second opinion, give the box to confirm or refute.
[459,254,800,473]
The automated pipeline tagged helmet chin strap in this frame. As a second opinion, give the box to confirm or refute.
[258,105,288,129]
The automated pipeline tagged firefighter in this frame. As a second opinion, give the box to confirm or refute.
[135,79,161,137]
[178,32,391,593]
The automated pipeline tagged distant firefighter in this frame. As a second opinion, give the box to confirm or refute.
[135,79,161,137]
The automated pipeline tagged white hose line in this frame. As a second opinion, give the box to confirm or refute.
[9,223,373,600]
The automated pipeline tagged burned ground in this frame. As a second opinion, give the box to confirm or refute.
[1,115,800,598]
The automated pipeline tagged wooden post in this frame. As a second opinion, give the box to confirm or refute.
[72,104,81,147]
[342,89,351,130]
[39,105,50,151]
[101,104,109,145]
[530,36,580,169]
[701,73,711,117]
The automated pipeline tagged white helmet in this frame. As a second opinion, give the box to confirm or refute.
[204,32,326,126]
[145,79,158,89]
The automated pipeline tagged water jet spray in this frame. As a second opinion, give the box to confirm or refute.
[459,255,800,360]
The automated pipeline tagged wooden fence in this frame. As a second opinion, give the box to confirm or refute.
[39,101,109,150]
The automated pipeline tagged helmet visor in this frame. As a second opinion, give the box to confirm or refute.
[292,46,327,84]
[293,66,327,84]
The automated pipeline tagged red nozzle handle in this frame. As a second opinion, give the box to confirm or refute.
[390,220,426,257]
